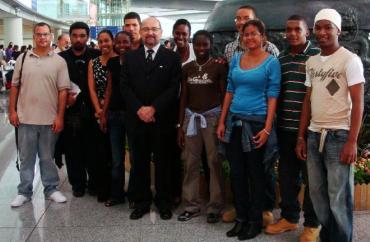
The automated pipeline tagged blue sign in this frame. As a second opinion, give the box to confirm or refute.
[90,26,121,40]
[32,0,37,10]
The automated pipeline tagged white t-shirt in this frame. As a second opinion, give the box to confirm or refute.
[173,43,196,66]
[305,47,365,131]
[306,53,365,87]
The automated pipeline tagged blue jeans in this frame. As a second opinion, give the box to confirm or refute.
[307,130,353,242]
[107,111,126,201]
[17,124,59,198]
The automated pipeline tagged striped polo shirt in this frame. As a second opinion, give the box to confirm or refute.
[277,41,320,132]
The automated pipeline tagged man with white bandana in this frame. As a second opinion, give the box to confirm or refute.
[296,8,365,242]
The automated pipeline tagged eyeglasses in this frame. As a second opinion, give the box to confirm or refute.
[141,27,161,33]
[35,33,51,38]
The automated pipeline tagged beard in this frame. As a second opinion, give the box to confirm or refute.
[72,43,85,51]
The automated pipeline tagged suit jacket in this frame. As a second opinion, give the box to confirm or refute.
[121,45,182,129]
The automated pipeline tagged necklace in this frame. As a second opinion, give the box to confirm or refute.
[195,57,212,72]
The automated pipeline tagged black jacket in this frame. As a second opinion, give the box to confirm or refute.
[121,45,182,128]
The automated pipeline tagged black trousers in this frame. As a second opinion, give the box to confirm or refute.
[63,113,110,199]
[277,129,319,227]
[129,121,173,210]
[226,127,265,224]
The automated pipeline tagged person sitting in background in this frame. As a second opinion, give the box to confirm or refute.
[5,43,13,61]
[20,45,27,54]
[12,45,21,60]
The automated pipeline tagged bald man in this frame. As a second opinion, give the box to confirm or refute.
[54,33,70,53]
[121,17,182,220]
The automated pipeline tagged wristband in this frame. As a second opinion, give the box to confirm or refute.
[263,128,270,136]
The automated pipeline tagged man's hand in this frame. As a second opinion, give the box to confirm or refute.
[214,56,227,65]
[9,111,20,127]
[340,141,357,164]
[295,138,307,161]
[137,106,156,123]
[52,116,64,133]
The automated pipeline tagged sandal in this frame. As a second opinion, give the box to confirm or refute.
[177,211,200,221]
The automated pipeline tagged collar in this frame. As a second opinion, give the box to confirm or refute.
[284,41,313,56]
[29,49,54,57]
[144,43,160,54]
[235,33,245,51]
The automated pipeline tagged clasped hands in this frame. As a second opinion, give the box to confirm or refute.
[137,106,156,123]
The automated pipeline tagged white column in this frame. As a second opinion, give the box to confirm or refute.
[3,17,23,46]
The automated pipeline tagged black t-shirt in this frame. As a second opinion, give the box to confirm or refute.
[107,56,125,111]
[59,47,100,114]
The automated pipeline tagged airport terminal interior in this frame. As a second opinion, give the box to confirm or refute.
[0,0,370,241]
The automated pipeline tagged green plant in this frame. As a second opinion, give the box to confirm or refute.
[354,147,370,185]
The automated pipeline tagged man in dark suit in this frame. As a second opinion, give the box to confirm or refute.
[121,17,182,220]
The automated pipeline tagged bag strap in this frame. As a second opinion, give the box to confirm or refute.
[15,51,27,171]
[18,51,27,88]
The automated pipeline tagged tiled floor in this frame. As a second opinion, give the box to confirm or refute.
[0,92,369,242]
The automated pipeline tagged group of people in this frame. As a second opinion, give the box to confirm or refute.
[7,4,365,242]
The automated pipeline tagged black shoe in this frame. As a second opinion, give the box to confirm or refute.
[206,213,220,223]
[226,221,244,237]
[159,208,172,220]
[87,189,97,196]
[130,207,150,220]
[73,190,85,197]
[129,201,136,209]
[177,211,200,222]
[237,223,262,241]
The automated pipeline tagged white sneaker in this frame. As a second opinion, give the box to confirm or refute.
[11,195,31,208]
[48,191,67,203]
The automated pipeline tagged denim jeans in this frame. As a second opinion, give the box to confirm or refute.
[226,127,265,224]
[107,110,126,201]
[17,124,59,198]
[278,130,319,227]
[307,130,353,242]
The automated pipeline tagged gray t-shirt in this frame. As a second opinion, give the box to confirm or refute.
[12,50,71,125]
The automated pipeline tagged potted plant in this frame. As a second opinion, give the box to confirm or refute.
[354,146,370,210]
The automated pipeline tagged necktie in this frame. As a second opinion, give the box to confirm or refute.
[146,49,154,62]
